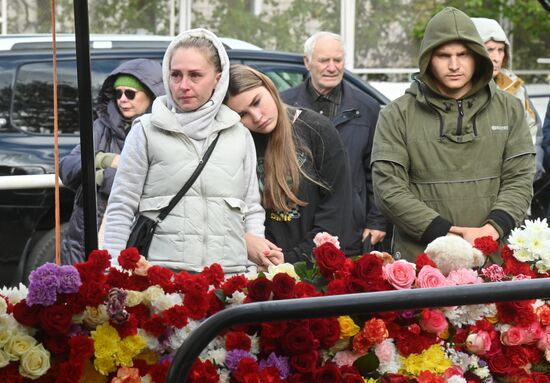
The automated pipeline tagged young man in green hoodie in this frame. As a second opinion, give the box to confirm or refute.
[371,7,535,261]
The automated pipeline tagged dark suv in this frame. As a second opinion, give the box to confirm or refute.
[0,34,388,287]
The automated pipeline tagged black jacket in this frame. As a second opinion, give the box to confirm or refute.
[59,59,164,264]
[282,80,386,255]
[253,108,352,264]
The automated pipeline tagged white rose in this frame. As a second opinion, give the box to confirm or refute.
[264,263,298,280]
[83,304,109,327]
[19,344,51,379]
[0,328,12,348]
[0,349,10,368]
[4,333,37,360]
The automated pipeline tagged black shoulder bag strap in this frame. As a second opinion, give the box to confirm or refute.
[156,133,220,222]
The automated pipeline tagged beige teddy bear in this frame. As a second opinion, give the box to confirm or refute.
[424,236,485,276]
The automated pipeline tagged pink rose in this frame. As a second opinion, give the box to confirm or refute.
[419,309,448,335]
[465,331,492,355]
[447,268,483,285]
[502,323,542,346]
[313,232,341,249]
[382,260,416,290]
[416,266,448,289]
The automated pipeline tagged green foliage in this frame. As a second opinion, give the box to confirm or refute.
[353,351,380,375]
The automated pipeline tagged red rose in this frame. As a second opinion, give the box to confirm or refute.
[12,300,41,327]
[327,278,348,295]
[282,326,316,355]
[294,281,321,298]
[54,360,85,383]
[246,277,273,302]
[380,373,410,383]
[351,254,391,291]
[272,273,296,300]
[43,334,70,355]
[416,370,445,383]
[496,300,537,327]
[314,242,347,279]
[40,303,73,335]
[260,337,280,355]
[487,353,519,374]
[312,362,343,383]
[311,317,340,348]
[225,330,251,351]
[473,236,499,255]
[290,351,318,373]
[532,372,550,383]
[118,247,141,270]
[261,321,288,339]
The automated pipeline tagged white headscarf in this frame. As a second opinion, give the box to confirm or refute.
[152,28,231,141]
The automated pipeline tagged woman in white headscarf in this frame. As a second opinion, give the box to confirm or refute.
[103,29,281,274]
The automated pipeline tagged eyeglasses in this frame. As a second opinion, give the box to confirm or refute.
[116,89,138,100]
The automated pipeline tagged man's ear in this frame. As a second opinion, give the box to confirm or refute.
[304,56,311,71]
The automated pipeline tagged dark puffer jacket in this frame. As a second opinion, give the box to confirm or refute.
[59,59,164,264]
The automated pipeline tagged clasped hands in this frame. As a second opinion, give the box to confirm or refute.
[245,233,284,271]
[448,223,499,244]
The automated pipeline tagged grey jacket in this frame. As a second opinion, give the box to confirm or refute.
[59,59,164,264]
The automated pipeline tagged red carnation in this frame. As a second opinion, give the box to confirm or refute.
[225,330,251,351]
[69,335,95,361]
[327,278,349,295]
[314,242,347,279]
[416,253,437,270]
[272,273,296,300]
[43,334,70,355]
[143,314,168,337]
[496,300,537,327]
[202,263,225,287]
[184,291,209,320]
[147,265,174,291]
[188,359,219,383]
[501,245,538,278]
[221,275,248,296]
[474,236,499,256]
[79,281,109,306]
[149,359,171,383]
[207,290,226,316]
[246,277,273,302]
[380,373,410,383]
[416,370,445,383]
[54,360,85,383]
[234,357,260,382]
[162,304,189,328]
[114,314,139,337]
[118,247,141,270]
[127,304,150,326]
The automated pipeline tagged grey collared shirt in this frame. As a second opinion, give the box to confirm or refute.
[305,79,342,120]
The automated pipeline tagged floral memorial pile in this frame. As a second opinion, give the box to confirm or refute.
[1,220,550,382]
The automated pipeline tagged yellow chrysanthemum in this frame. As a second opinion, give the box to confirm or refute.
[94,355,116,375]
[338,316,360,339]
[364,378,379,383]
[401,344,451,376]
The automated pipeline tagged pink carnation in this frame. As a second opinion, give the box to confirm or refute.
[446,268,483,285]
[313,232,341,249]
[382,260,416,290]
[481,264,506,282]
[332,350,361,367]
[416,265,448,289]
[374,339,397,366]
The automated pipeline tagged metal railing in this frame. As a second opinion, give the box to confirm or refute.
[166,278,550,382]
[0,174,64,190]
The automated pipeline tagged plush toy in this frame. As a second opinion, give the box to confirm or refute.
[424,236,485,276]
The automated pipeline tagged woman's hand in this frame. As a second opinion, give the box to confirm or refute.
[245,233,284,269]
[449,224,499,245]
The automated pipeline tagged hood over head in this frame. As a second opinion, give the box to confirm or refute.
[418,7,493,98]
[471,17,510,68]
[156,28,232,140]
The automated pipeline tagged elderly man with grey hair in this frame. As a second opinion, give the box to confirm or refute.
[282,31,387,256]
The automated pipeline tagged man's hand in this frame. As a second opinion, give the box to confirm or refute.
[245,233,284,269]
[449,224,499,245]
[362,228,386,245]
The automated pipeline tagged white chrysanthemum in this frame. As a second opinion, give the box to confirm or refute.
[524,232,547,257]
[200,336,225,360]
[472,365,491,379]
[535,258,550,273]
[218,368,230,383]
[138,328,161,352]
[512,247,535,263]
[447,376,467,383]
[227,291,246,306]
[164,329,186,352]
[151,292,182,313]
[523,218,550,235]
[206,347,227,365]
[444,303,497,328]
[0,284,28,305]
[446,347,480,372]
[264,263,299,280]
[250,333,260,354]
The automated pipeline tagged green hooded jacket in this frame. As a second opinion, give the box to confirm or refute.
[371,7,535,260]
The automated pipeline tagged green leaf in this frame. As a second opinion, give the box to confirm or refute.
[294,261,309,280]
[214,288,226,303]
[353,351,380,376]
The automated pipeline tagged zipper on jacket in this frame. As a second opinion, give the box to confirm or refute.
[456,100,464,136]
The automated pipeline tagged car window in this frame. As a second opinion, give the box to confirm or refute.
[0,68,12,132]
[11,59,126,134]
[247,64,307,92]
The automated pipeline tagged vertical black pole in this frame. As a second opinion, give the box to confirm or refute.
[73,0,98,255]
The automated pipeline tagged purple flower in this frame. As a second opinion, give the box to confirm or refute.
[57,265,82,294]
[225,349,254,370]
[259,352,289,379]
[26,263,61,306]
[107,288,128,324]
